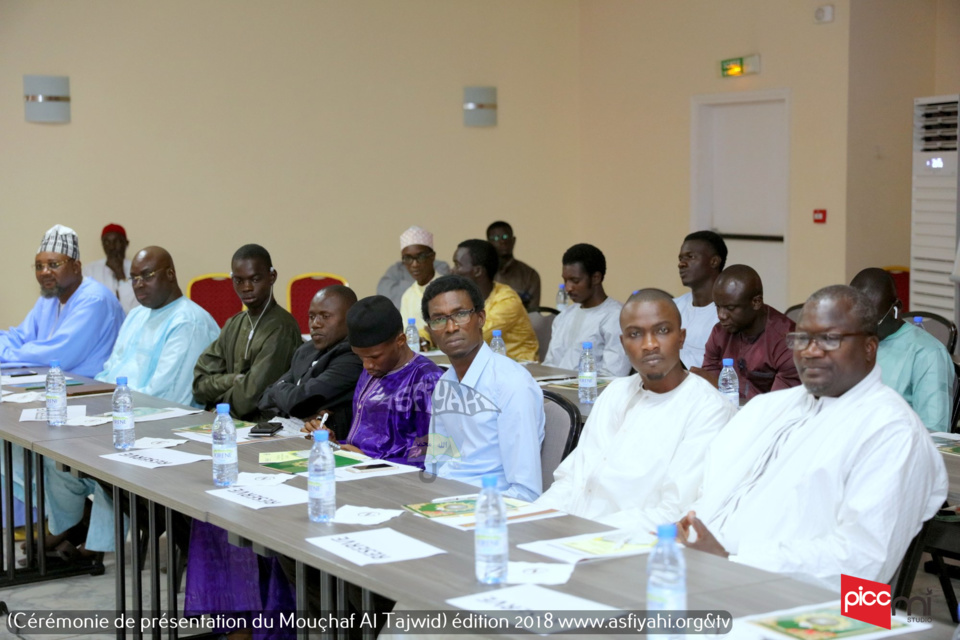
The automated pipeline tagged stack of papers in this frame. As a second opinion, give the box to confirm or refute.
[730,601,930,639]
[404,495,563,530]
[174,421,255,444]
[517,529,656,563]
[932,432,960,455]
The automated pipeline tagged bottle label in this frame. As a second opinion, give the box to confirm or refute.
[646,585,686,611]
[212,446,238,465]
[308,476,335,500]
[578,371,597,388]
[113,412,134,431]
[45,393,66,409]
[475,527,508,555]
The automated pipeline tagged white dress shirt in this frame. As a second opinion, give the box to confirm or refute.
[673,292,717,368]
[543,297,630,376]
[82,258,138,314]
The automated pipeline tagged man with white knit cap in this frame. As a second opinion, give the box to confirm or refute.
[398,226,442,338]
[0,224,124,565]
[0,224,124,377]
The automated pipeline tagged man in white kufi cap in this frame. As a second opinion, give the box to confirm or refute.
[398,226,443,339]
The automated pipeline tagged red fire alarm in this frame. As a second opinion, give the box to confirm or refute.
[813,209,827,224]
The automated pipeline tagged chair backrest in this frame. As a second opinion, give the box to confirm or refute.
[187,273,241,328]
[951,360,960,433]
[540,390,583,492]
[890,519,930,608]
[908,310,958,354]
[784,303,803,324]
[528,310,558,363]
[287,272,350,335]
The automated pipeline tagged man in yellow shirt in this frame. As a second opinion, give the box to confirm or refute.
[440,239,539,361]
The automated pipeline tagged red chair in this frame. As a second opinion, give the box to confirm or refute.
[187,273,241,328]
[287,272,349,334]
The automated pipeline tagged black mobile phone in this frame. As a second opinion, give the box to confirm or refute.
[249,422,282,437]
[8,370,38,377]
[347,462,393,473]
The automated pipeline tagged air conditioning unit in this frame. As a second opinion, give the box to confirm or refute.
[910,94,959,327]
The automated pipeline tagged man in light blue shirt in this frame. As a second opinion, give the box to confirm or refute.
[851,268,954,432]
[423,275,545,501]
[49,247,221,560]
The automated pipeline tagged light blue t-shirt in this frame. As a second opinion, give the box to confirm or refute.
[426,343,545,501]
[96,296,220,406]
[877,322,955,432]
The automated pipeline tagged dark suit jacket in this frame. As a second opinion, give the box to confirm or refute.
[257,338,363,440]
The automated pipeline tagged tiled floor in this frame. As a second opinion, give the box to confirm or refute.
[0,546,957,638]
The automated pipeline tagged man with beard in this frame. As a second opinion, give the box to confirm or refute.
[543,243,630,376]
[0,224,123,377]
[82,223,138,314]
[536,290,735,530]
[679,285,947,591]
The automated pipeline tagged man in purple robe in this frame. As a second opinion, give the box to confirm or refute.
[304,294,443,466]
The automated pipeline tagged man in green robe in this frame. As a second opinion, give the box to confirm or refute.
[193,244,302,421]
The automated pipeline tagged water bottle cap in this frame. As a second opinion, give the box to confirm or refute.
[481,475,498,488]
[313,430,329,442]
[116,376,127,385]
[216,403,230,414]
[492,329,501,337]
[582,341,593,349]
[722,358,734,366]
[914,316,922,323]
[50,360,60,368]
[657,523,677,539]
[558,284,565,290]
[408,318,416,325]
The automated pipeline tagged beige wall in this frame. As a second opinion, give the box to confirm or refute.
[578,0,852,306]
[845,0,937,281]
[0,0,580,327]
[936,0,960,94]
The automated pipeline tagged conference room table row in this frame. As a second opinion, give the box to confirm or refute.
[0,373,952,639]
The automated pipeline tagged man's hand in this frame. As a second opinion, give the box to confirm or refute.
[678,511,729,558]
[106,256,126,282]
[302,411,335,441]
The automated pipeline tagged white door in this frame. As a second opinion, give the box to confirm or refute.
[691,90,790,312]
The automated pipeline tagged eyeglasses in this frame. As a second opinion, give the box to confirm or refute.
[427,308,476,330]
[488,233,513,242]
[785,332,869,351]
[130,269,160,286]
[401,251,435,265]
[33,260,71,272]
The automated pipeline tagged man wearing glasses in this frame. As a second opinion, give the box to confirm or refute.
[487,220,541,311]
[0,224,123,566]
[423,275,545,501]
[0,224,124,377]
[398,226,443,341]
[851,267,954,432]
[678,285,947,591]
[693,264,800,402]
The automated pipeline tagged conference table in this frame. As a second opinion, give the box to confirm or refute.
[0,372,951,639]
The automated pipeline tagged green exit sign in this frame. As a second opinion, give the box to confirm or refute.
[721,54,760,77]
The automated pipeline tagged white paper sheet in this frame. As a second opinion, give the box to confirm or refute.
[4,392,46,403]
[306,528,446,566]
[334,461,420,482]
[175,426,256,445]
[100,448,211,469]
[20,405,86,422]
[447,584,618,613]
[235,472,294,487]
[506,562,576,585]
[332,505,405,525]
[1,374,69,385]
[729,601,931,640]
[133,407,203,423]
[517,529,656,564]
[134,437,188,449]
[431,503,565,531]
[65,415,112,427]
[207,484,308,510]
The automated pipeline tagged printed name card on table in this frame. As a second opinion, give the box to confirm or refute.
[100,448,212,469]
[332,505,405,525]
[207,484,308,510]
[306,528,446,566]
[20,406,86,422]
[447,583,618,616]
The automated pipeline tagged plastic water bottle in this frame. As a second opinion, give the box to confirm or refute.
[490,330,507,356]
[556,284,568,308]
[45,360,67,426]
[475,475,508,584]
[647,523,686,636]
[578,342,598,404]
[308,430,337,523]
[914,316,925,331]
[112,376,135,450]
[212,403,238,487]
[718,358,739,407]
[405,318,420,352]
